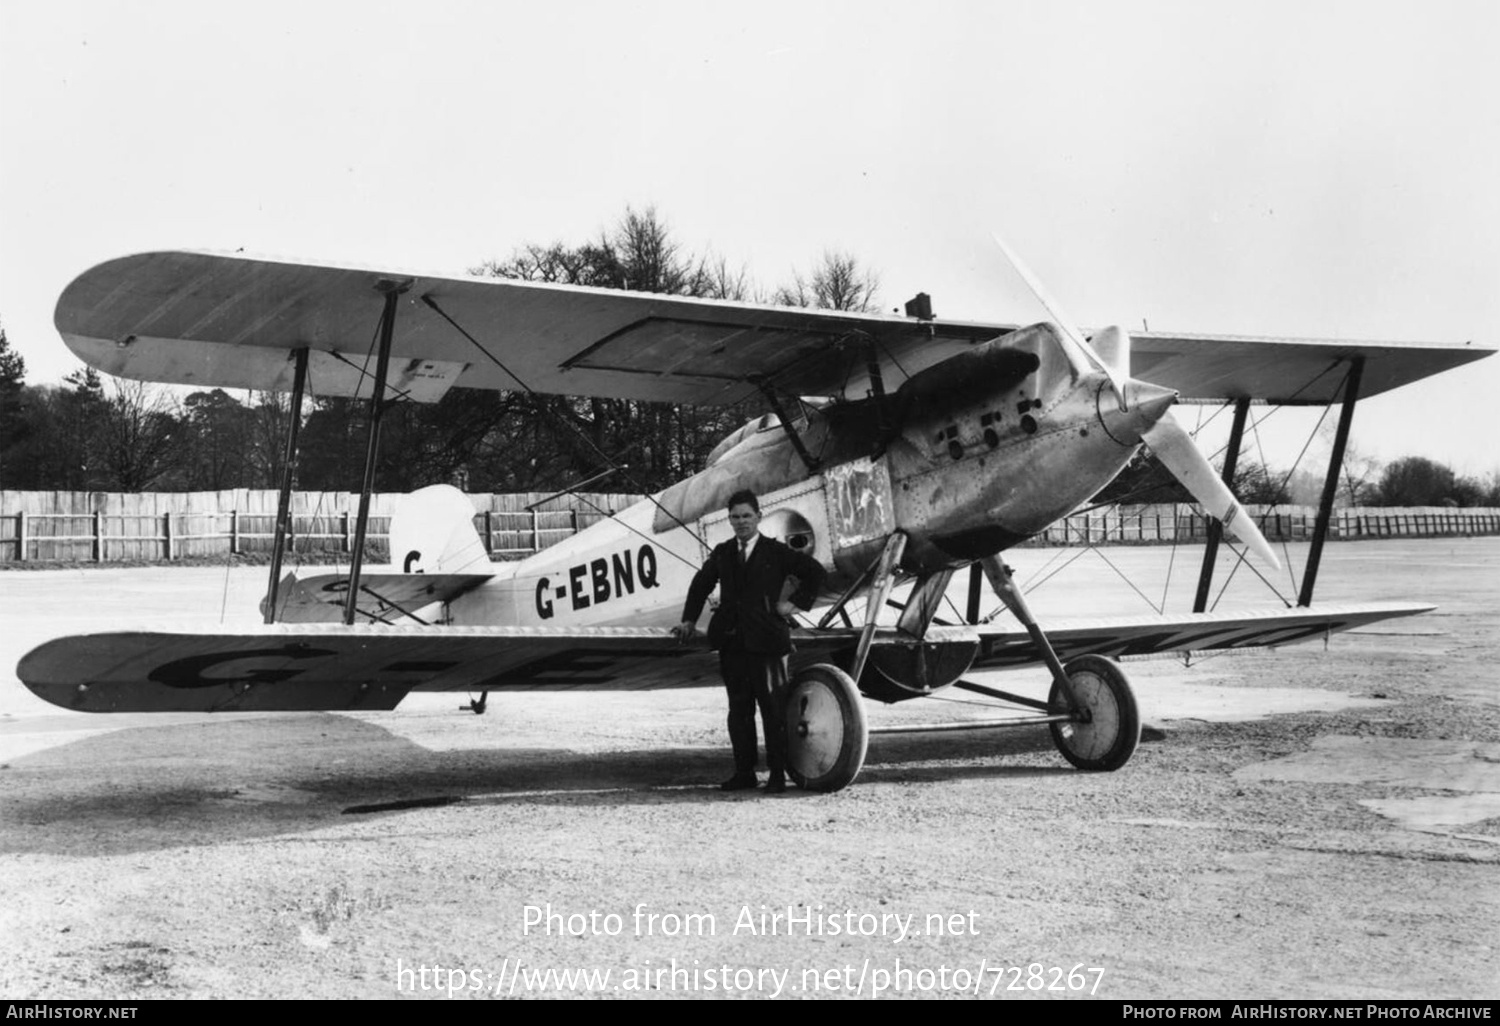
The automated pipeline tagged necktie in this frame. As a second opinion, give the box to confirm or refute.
[739,540,748,564]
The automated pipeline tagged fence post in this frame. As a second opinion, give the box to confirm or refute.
[230,510,239,555]
[163,512,173,561]
[341,510,350,553]
[94,510,103,562]
[16,510,25,563]
[483,510,493,554]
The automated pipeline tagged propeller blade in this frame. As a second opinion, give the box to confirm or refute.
[1141,412,1281,570]
[990,232,1090,359]
[1089,324,1132,381]
[990,232,1130,408]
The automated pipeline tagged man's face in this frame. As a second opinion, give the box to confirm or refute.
[728,502,761,542]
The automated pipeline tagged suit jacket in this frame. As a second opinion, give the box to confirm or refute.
[681,534,826,655]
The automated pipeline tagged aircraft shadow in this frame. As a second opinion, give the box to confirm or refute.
[0,713,1089,857]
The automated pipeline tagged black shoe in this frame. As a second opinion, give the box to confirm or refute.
[763,774,787,794]
[719,774,758,791]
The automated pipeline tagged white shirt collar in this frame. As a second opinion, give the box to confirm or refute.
[738,533,760,559]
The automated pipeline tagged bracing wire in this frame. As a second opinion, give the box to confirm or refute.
[420,294,707,548]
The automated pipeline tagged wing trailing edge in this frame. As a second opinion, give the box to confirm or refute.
[963,601,1434,669]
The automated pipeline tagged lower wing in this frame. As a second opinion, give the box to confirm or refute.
[965,600,1434,669]
[18,625,719,713]
[16,602,1429,713]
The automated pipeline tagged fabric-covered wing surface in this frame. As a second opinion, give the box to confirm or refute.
[56,251,1002,406]
[18,625,733,713]
[16,602,1432,713]
[1127,330,1488,405]
[965,601,1434,668]
[57,251,1493,407]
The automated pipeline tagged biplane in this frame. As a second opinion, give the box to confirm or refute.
[17,248,1496,791]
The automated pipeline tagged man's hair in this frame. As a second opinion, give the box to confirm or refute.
[726,489,760,514]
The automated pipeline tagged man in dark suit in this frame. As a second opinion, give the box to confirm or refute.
[675,489,825,793]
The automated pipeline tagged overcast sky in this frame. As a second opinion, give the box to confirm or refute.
[2,0,1497,478]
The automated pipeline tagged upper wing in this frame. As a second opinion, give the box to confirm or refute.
[1128,330,1492,405]
[57,251,1493,406]
[56,251,1000,406]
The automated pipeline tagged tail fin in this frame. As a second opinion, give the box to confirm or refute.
[389,485,491,574]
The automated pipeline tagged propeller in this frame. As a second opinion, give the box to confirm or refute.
[992,232,1280,569]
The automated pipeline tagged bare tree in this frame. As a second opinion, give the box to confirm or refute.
[702,254,753,301]
[467,206,768,489]
[98,380,181,490]
[474,241,621,288]
[246,390,295,488]
[775,250,881,312]
[1337,443,1382,507]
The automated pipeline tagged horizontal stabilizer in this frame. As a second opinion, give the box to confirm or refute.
[265,571,493,623]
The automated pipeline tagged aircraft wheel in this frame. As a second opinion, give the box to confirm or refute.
[1048,655,1140,771]
[785,664,868,792]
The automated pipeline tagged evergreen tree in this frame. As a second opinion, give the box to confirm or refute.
[0,322,29,486]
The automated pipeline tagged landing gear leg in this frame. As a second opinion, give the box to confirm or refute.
[816,532,908,683]
[980,557,1140,771]
[463,691,489,715]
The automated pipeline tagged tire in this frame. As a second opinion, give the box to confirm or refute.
[784,664,868,792]
[1048,655,1140,771]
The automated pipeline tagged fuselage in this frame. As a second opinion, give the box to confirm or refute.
[445,323,1176,631]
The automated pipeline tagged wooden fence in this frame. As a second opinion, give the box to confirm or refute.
[1020,505,1500,547]
[0,491,1496,564]
[0,490,644,564]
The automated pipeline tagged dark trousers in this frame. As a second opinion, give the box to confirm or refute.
[719,648,789,776]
